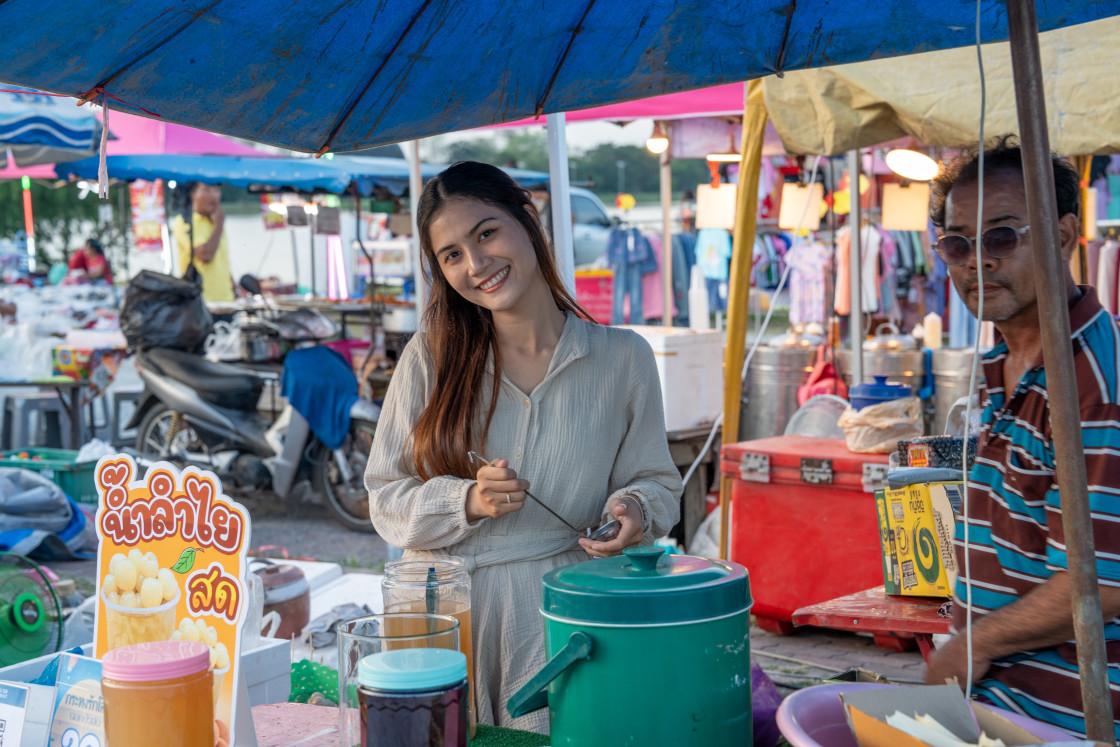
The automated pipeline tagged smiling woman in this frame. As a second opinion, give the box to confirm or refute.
[363,161,683,733]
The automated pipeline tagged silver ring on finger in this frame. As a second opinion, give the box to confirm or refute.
[506,493,511,504]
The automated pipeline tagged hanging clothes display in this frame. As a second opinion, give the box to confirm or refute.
[696,228,732,312]
[947,281,979,348]
[785,239,833,325]
[608,226,652,325]
[640,232,676,322]
[833,224,882,316]
[1097,237,1120,315]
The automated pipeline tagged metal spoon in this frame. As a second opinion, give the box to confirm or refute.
[467,451,584,535]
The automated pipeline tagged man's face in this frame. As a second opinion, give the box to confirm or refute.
[942,171,1042,325]
[191,184,222,216]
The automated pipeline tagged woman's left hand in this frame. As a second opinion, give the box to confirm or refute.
[578,496,644,558]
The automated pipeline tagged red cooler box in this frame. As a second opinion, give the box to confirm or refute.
[721,435,889,635]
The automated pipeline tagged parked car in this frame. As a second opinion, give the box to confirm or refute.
[541,187,614,267]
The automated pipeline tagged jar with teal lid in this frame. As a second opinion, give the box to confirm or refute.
[507,546,753,746]
[357,648,469,747]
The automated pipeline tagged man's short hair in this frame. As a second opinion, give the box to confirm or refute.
[929,134,1080,229]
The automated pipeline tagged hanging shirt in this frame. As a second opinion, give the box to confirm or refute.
[606,227,651,268]
[785,240,832,325]
[1096,239,1120,315]
[695,228,732,281]
[833,224,882,315]
[641,232,674,321]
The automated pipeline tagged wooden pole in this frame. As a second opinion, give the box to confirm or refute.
[718,79,767,560]
[1006,1,1114,739]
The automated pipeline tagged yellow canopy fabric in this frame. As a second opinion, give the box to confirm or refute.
[761,17,1120,156]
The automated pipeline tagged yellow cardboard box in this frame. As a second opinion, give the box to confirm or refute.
[875,482,960,597]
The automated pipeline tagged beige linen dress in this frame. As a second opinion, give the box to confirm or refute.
[364,312,683,733]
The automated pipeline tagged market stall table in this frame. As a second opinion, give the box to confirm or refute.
[792,585,953,660]
[252,703,550,747]
[0,379,93,450]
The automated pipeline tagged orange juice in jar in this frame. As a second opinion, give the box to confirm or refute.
[102,641,214,747]
[383,558,475,737]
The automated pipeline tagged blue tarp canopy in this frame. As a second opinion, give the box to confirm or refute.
[53,153,550,195]
[1,2,1119,153]
[55,154,354,192]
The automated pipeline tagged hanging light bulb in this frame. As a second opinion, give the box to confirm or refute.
[885,149,939,181]
[645,121,669,155]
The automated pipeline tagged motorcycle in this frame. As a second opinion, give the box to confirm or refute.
[124,277,380,533]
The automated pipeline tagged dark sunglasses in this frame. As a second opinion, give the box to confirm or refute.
[934,225,1031,266]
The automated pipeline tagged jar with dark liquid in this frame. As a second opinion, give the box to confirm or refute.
[358,648,469,747]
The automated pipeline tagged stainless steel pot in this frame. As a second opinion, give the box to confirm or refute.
[382,306,418,333]
[741,345,816,441]
[932,348,983,434]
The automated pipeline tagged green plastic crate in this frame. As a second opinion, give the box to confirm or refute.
[0,448,99,504]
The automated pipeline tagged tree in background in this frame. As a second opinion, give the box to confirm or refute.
[0,180,130,278]
[433,133,720,203]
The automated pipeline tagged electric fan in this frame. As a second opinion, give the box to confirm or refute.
[0,552,63,667]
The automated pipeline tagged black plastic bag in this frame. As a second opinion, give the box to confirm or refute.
[120,270,214,352]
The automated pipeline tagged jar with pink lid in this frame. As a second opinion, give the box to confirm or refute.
[101,640,214,747]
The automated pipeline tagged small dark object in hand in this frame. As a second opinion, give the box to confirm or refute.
[586,519,621,542]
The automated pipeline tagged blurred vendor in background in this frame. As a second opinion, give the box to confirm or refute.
[173,182,234,303]
[66,238,113,285]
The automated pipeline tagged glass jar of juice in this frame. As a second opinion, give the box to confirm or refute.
[102,641,214,747]
[382,558,474,735]
[358,648,469,747]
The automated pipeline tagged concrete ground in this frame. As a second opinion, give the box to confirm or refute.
[50,488,927,695]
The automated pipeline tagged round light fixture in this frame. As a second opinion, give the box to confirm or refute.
[645,136,669,154]
[885,149,939,181]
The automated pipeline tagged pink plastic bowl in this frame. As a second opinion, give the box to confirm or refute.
[775,682,1077,747]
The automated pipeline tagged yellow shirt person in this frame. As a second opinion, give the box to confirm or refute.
[172,183,234,303]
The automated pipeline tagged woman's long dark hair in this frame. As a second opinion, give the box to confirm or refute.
[410,161,592,481]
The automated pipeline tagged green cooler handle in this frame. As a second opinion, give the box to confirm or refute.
[506,631,593,718]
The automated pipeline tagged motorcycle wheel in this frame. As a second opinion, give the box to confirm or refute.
[312,418,377,533]
[136,403,209,463]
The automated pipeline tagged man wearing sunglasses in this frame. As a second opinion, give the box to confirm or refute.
[922,135,1120,739]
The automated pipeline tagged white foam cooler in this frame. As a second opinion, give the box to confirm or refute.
[618,326,724,431]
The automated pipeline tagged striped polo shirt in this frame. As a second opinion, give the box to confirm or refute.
[952,285,1120,738]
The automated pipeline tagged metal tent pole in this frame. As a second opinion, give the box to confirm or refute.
[1007,0,1114,740]
[661,150,673,326]
[408,140,427,312]
[847,149,863,385]
[547,112,576,295]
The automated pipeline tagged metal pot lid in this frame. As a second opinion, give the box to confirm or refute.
[541,546,751,625]
[253,563,309,603]
[850,375,912,399]
[863,322,918,351]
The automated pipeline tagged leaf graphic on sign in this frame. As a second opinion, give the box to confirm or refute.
[171,548,202,574]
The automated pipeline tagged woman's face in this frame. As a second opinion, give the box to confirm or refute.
[427,198,547,314]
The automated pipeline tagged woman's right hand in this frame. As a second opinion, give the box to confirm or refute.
[466,458,528,521]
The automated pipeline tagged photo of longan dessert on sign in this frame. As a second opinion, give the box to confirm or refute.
[171,615,231,707]
[101,547,181,650]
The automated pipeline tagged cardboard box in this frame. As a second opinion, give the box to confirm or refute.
[841,684,1096,746]
[875,482,961,597]
[618,325,724,431]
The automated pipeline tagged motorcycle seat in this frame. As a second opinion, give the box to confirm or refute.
[141,347,263,411]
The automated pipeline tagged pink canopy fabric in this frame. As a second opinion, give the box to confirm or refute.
[489,82,746,128]
[2,108,262,179]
